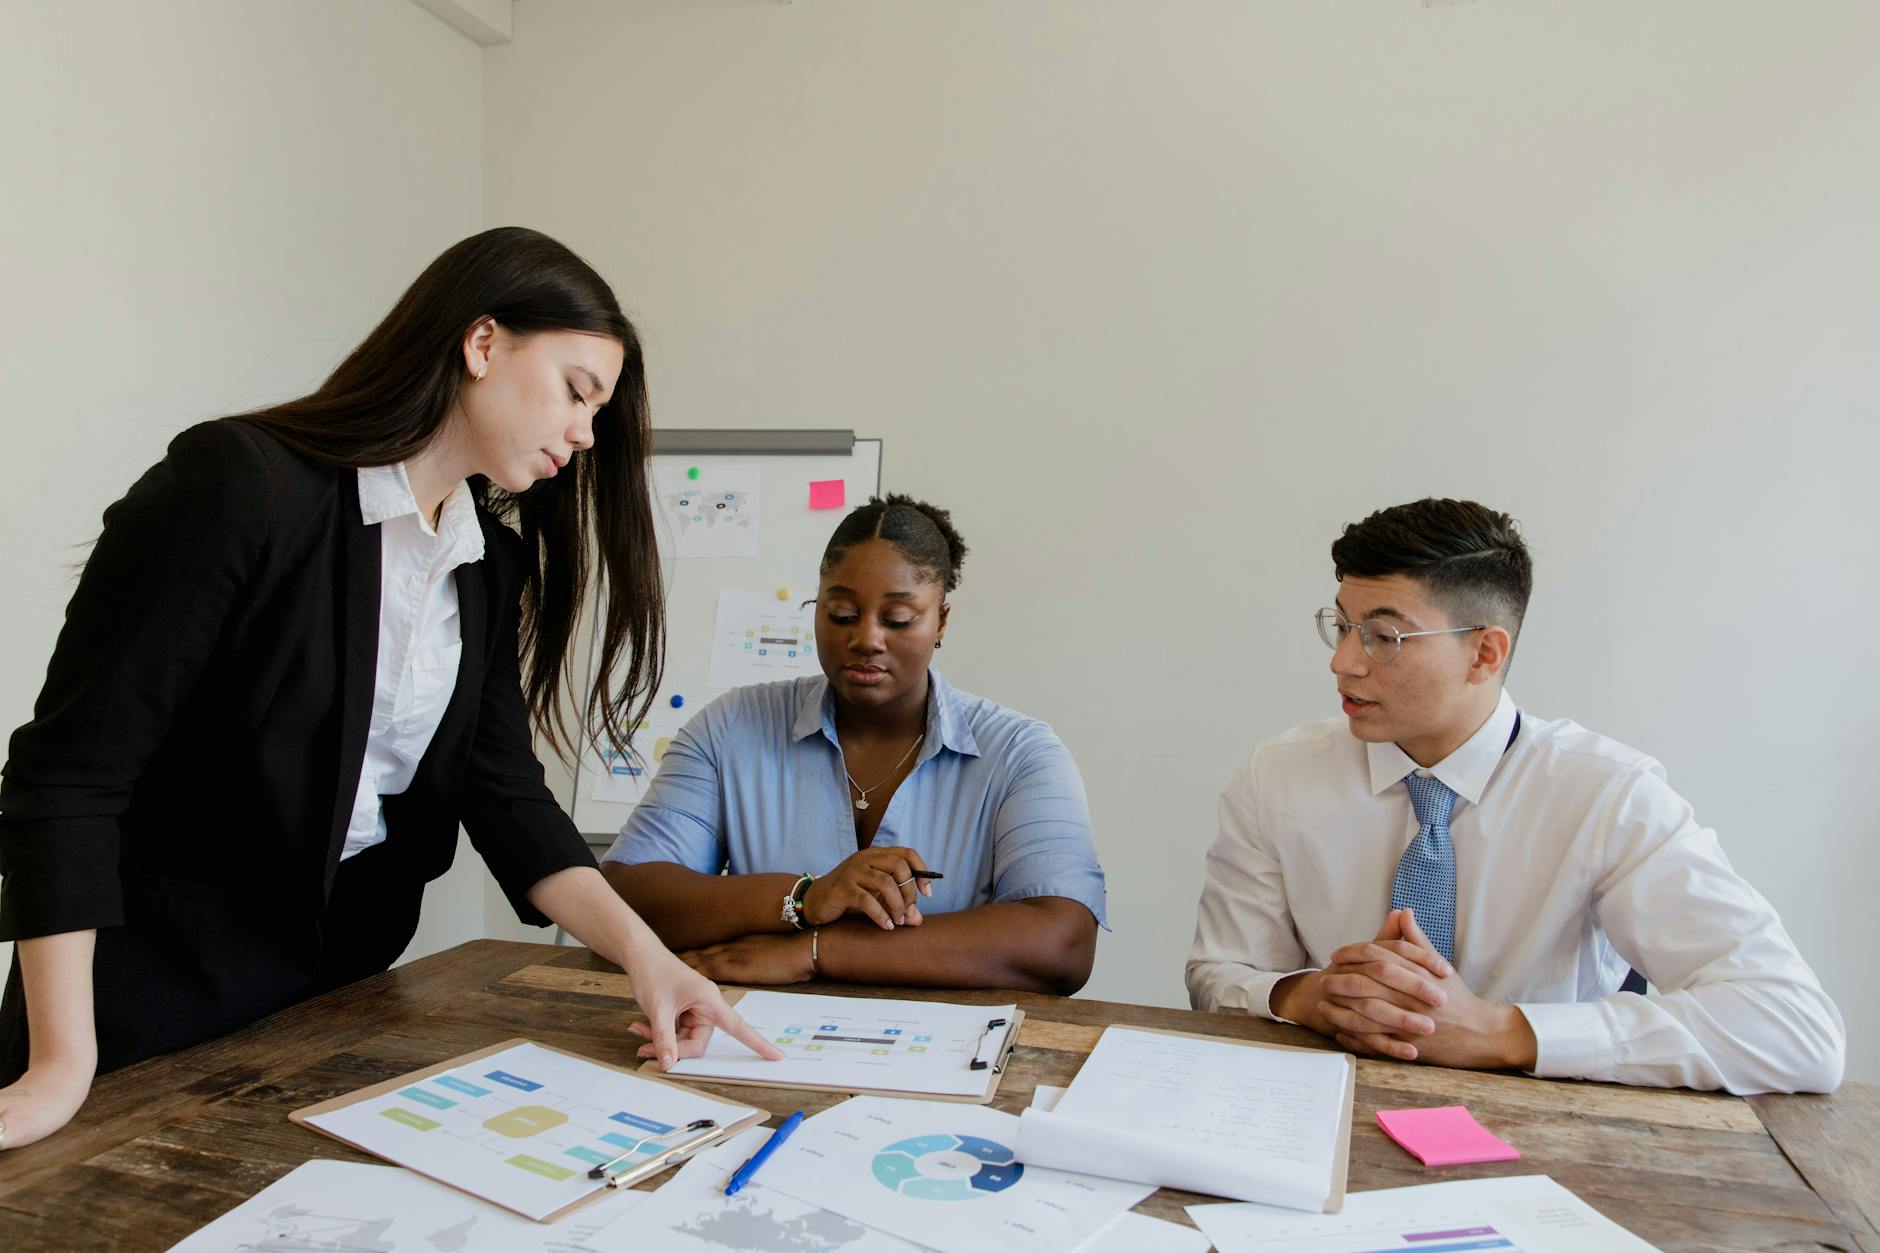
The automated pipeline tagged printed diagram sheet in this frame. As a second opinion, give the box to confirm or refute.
[658,463,761,559]
[665,991,1018,1098]
[753,1096,1153,1253]
[302,1042,759,1221]
[621,1127,924,1252]
[589,710,689,805]
[708,590,818,689]
[163,1158,650,1252]
[1187,1175,1663,1252]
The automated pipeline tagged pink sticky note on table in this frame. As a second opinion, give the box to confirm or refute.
[808,479,846,510]
[1375,1106,1520,1166]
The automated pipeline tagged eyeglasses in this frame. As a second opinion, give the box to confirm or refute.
[1315,607,1485,664]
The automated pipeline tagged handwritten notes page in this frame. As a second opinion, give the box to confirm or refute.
[1015,1027,1350,1211]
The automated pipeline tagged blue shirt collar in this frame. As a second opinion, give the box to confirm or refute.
[789,669,982,759]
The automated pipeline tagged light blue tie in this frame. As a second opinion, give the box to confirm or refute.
[1392,773,1458,964]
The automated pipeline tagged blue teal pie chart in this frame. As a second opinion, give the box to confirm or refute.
[871,1133,1025,1200]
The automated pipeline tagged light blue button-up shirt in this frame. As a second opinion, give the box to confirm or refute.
[602,670,1107,926]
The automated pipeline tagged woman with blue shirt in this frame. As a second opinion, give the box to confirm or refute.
[602,496,1105,1010]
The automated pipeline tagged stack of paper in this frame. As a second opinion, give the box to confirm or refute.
[1016,1026,1353,1211]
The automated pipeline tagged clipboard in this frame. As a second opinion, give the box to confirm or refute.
[290,1037,768,1222]
[641,988,1026,1105]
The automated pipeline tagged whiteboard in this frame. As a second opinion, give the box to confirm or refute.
[569,432,883,838]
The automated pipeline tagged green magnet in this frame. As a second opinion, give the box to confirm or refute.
[686,466,701,480]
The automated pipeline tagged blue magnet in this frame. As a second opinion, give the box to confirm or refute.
[669,694,685,709]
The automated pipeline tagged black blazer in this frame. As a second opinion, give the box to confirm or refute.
[0,419,594,1081]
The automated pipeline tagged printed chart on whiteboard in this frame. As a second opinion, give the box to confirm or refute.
[588,710,689,806]
[655,463,761,559]
[708,590,817,689]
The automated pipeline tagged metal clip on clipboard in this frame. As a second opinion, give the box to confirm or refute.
[588,1119,726,1190]
[969,1017,1016,1073]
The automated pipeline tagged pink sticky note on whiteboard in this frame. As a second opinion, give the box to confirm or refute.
[808,479,846,510]
[1375,1106,1520,1166]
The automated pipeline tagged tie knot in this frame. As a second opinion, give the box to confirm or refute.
[1403,773,1457,828]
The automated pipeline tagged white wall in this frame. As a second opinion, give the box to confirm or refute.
[4,0,1872,1086]
[0,0,490,970]
[484,0,1879,1080]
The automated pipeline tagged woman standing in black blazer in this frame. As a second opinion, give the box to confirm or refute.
[0,228,778,1151]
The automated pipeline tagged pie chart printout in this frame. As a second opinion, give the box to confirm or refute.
[871,1133,1026,1201]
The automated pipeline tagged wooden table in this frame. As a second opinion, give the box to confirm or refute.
[0,940,1872,1251]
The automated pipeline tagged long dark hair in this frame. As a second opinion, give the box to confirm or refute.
[239,226,662,763]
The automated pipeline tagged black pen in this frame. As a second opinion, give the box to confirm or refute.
[909,870,944,880]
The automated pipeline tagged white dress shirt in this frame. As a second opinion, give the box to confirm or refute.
[340,464,484,860]
[1186,689,1846,1094]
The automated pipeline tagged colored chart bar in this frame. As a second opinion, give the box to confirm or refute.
[1406,1230,1500,1242]
[378,1108,439,1131]
[399,1087,456,1111]
[562,1146,613,1166]
[484,1069,543,1092]
[609,1110,675,1135]
[1352,1239,1515,1253]
[432,1074,491,1098]
[507,1155,575,1181]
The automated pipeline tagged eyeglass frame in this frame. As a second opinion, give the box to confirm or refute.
[1315,606,1486,664]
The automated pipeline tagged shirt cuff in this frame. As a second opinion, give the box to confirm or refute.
[996,872,1109,931]
[468,807,598,928]
[1265,967,1319,1024]
[1192,966,1312,1022]
[1514,1000,1615,1080]
[599,828,634,865]
[0,818,126,940]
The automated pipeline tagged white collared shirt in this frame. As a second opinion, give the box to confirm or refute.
[341,464,485,860]
[1186,689,1846,1094]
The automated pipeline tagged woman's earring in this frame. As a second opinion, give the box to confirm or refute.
[935,639,944,649]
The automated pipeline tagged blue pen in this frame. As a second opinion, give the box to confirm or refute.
[724,1111,805,1197]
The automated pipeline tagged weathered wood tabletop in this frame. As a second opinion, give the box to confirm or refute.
[0,940,1871,1251]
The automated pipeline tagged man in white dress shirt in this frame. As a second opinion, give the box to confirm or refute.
[1186,499,1844,1094]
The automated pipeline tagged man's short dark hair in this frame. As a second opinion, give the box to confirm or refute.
[1331,499,1533,646]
